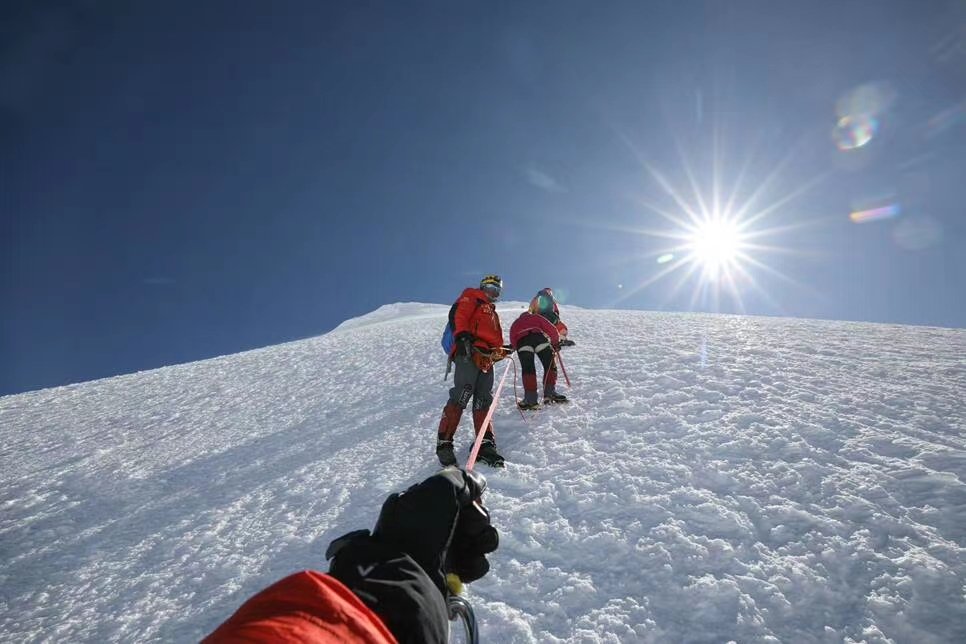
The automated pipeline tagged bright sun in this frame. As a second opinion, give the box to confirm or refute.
[687,218,744,277]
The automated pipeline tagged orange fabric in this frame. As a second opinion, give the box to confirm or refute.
[472,351,493,373]
[453,287,504,351]
[203,571,397,644]
[555,319,569,339]
[527,295,540,315]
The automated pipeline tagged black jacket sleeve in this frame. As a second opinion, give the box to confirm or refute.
[327,531,448,644]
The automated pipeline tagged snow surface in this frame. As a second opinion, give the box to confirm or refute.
[2,303,965,643]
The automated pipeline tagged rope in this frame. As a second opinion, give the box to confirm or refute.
[466,359,512,471]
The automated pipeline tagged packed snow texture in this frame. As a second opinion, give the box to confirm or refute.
[1,304,965,643]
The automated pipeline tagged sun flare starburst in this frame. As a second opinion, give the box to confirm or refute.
[608,128,824,314]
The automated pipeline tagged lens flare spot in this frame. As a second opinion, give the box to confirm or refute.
[836,82,897,120]
[657,253,675,264]
[850,203,901,223]
[833,115,877,150]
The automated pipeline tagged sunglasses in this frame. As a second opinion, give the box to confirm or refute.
[482,284,502,299]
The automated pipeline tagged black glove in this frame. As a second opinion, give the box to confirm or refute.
[560,339,576,347]
[375,468,497,588]
[454,332,474,362]
[326,469,498,643]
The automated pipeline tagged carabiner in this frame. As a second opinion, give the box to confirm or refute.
[447,595,478,644]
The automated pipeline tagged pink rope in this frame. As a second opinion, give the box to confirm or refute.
[466,359,513,471]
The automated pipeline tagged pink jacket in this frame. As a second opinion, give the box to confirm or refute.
[510,312,561,349]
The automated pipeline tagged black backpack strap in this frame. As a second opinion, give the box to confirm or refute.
[448,301,458,329]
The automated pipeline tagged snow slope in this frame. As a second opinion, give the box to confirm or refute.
[1,304,965,643]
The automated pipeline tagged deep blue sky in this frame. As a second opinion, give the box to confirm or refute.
[3,1,965,395]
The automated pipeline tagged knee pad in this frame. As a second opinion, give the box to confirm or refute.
[454,384,473,408]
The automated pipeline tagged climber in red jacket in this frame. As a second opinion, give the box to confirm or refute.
[514,288,574,407]
[437,274,509,467]
[510,309,563,409]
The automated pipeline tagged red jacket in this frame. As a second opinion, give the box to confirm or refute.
[510,312,560,349]
[452,287,504,353]
[204,571,396,643]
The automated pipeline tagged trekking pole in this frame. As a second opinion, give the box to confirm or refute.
[466,359,512,471]
[447,594,479,644]
[555,349,571,388]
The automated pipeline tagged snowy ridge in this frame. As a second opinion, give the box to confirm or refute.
[331,301,536,332]
[332,302,451,331]
[1,306,964,642]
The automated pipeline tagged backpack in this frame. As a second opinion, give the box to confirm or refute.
[440,301,459,354]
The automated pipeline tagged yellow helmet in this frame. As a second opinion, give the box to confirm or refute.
[480,274,503,289]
